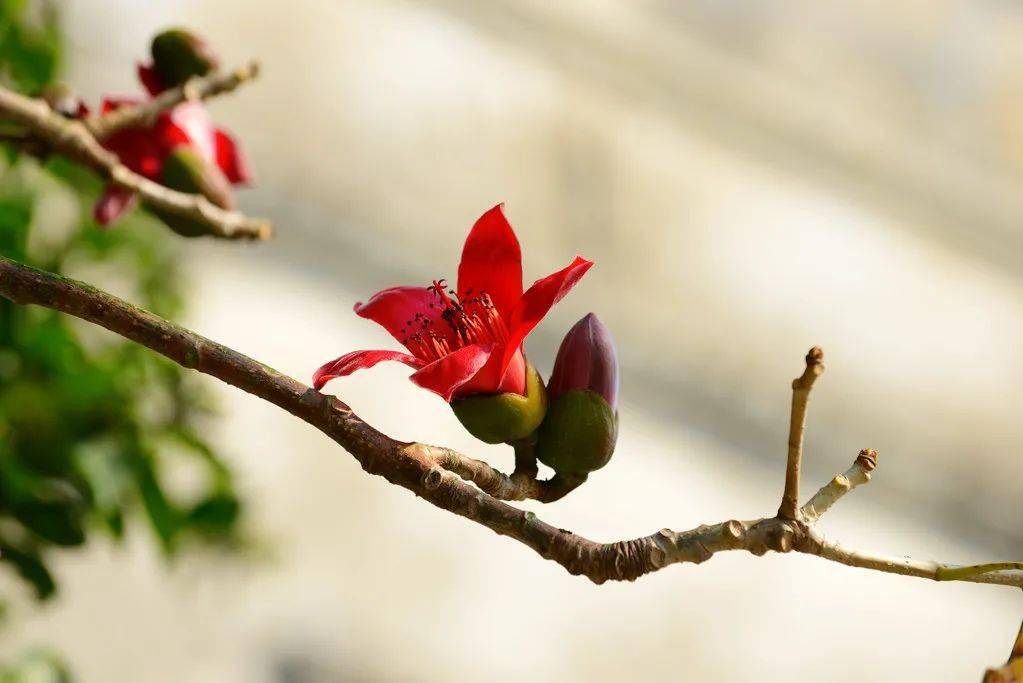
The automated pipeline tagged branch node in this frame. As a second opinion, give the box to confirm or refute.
[422,466,445,491]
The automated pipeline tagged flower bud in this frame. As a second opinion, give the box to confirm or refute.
[151,28,219,88]
[150,147,234,237]
[450,363,547,444]
[535,314,619,475]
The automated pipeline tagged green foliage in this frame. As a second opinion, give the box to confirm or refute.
[0,649,70,683]
[0,0,61,94]
[0,148,244,603]
[0,0,242,613]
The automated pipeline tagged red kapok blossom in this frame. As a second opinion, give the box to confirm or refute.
[313,205,594,402]
[92,95,250,226]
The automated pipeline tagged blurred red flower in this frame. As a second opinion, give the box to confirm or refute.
[92,76,250,226]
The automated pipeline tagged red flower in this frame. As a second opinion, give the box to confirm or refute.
[93,92,250,226]
[314,205,593,401]
[137,63,168,97]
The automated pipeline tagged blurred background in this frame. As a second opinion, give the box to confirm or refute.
[2,0,1022,680]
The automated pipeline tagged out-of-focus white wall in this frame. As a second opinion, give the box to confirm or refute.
[6,0,1022,680]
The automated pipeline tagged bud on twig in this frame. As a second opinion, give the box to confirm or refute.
[535,313,619,476]
[151,28,220,89]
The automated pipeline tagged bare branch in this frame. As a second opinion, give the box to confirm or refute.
[0,85,271,240]
[778,346,825,519]
[801,448,877,523]
[0,256,1020,589]
[803,529,1023,587]
[84,61,261,140]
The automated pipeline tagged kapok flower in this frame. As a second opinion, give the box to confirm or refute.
[93,97,250,226]
[313,205,593,403]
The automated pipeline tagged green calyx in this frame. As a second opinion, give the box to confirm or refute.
[535,389,618,476]
[151,28,219,87]
[450,364,547,444]
[149,148,233,237]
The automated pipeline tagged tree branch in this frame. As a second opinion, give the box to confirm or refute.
[778,345,824,519]
[84,61,261,140]
[0,255,1020,589]
[0,85,271,240]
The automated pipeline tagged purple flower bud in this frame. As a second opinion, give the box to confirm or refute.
[547,313,618,411]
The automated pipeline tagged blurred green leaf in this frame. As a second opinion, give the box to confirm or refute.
[0,545,55,599]
[0,0,243,604]
[186,493,240,537]
[0,648,72,683]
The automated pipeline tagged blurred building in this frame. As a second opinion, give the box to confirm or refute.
[4,0,1022,680]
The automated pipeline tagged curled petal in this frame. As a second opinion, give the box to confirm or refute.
[457,204,522,319]
[213,129,252,184]
[498,255,594,377]
[137,63,166,96]
[410,343,493,401]
[313,350,423,391]
[354,286,448,348]
[93,186,138,226]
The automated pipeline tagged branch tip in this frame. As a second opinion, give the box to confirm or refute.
[856,448,879,472]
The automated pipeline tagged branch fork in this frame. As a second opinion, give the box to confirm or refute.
[0,64,270,240]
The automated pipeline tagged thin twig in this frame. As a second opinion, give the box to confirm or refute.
[801,448,877,523]
[84,61,261,140]
[0,85,271,240]
[778,345,825,519]
[430,444,586,503]
[0,256,1020,588]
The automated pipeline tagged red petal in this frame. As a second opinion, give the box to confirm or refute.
[93,186,138,226]
[100,96,143,115]
[313,350,424,391]
[137,63,166,96]
[354,286,448,349]
[456,204,522,319]
[101,127,167,179]
[164,101,217,163]
[497,256,594,377]
[410,343,493,401]
[459,344,526,396]
[213,128,252,185]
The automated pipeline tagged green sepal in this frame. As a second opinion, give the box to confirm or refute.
[535,389,618,475]
[148,147,232,237]
[151,28,218,87]
[450,363,547,444]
